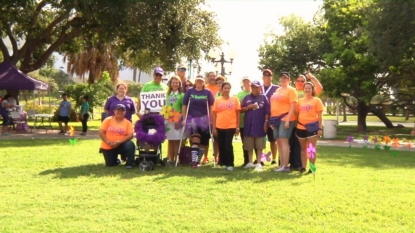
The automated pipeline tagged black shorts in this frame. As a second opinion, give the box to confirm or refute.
[267,127,276,142]
[58,115,70,123]
[196,129,211,146]
[295,128,318,139]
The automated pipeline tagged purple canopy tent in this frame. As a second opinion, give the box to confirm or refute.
[0,61,51,112]
[0,61,49,90]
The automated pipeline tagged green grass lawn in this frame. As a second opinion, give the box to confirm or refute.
[1,139,414,232]
[323,114,413,123]
[335,125,415,141]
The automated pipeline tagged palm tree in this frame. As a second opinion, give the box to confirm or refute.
[63,43,118,84]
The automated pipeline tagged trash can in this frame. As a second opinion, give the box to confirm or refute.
[101,112,108,122]
[323,120,338,139]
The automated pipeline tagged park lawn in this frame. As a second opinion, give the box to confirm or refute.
[323,114,413,123]
[1,139,415,232]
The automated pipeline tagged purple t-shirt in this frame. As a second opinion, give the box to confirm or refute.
[241,93,270,137]
[183,88,215,117]
[104,95,137,122]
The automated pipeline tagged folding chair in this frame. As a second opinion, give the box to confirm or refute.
[10,112,28,132]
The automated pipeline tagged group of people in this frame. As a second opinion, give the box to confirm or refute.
[98,64,325,173]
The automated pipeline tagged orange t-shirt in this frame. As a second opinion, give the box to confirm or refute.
[212,96,241,129]
[270,86,298,121]
[206,84,219,97]
[100,117,134,149]
[296,97,324,130]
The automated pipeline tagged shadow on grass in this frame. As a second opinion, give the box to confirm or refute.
[38,162,304,183]
[319,147,415,169]
[2,139,70,147]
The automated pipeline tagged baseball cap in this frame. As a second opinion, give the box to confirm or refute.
[195,74,205,81]
[251,81,261,87]
[263,69,273,75]
[116,104,126,110]
[177,64,186,69]
[154,67,164,75]
[241,76,251,81]
[280,71,290,78]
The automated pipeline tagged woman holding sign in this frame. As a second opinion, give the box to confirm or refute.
[104,83,137,122]
[182,74,215,168]
[166,76,185,162]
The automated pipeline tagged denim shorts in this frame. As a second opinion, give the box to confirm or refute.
[273,121,296,139]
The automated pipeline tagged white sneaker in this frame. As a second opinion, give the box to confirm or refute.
[273,166,290,172]
[227,166,234,171]
[221,165,228,170]
[245,163,255,169]
[254,164,262,171]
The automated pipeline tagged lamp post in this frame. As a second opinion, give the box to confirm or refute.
[208,49,236,76]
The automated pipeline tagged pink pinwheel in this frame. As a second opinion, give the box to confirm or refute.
[260,151,271,162]
[307,143,316,159]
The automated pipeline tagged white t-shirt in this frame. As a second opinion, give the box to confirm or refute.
[1,100,11,111]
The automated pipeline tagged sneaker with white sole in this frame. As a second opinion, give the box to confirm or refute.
[274,166,290,172]
[227,166,234,171]
[244,163,255,169]
[254,164,262,171]
[221,165,228,170]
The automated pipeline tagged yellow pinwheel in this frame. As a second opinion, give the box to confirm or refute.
[160,106,174,120]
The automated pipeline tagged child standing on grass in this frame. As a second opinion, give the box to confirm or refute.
[80,95,89,136]
[166,76,184,162]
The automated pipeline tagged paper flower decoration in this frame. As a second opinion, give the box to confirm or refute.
[383,136,391,145]
[369,135,374,143]
[406,140,412,149]
[171,111,181,123]
[260,151,271,162]
[68,126,74,136]
[392,138,400,149]
[307,143,316,159]
[309,162,317,181]
[374,136,379,144]
[363,135,368,142]
[160,106,174,120]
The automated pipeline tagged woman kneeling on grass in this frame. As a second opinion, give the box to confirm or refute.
[212,82,241,171]
[99,104,136,169]
[296,82,323,173]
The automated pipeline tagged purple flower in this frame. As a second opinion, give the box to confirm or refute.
[363,135,368,142]
[347,136,354,143]
[373,136,378,144]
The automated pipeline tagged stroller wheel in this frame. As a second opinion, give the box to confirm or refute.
[148,161,155,171]
[139,161,151,172]
[162,158,169,167]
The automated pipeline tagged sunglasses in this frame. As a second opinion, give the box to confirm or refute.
[178,68,186,72]
[186,84,193,87]
[155,74,163,77]
[296,80,305,83]
[263,74,272,77]
[216,81,223,85]
[116,108,125,112]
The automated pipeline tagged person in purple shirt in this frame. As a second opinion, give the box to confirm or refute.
[104,83,137,122]
[182,75,215,168]
[240,80,270,171]
[261,69,280,165]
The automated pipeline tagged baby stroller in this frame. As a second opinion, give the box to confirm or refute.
[134,112,168,171]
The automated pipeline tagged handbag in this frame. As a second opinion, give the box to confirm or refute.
[269,113,288,127]
[179,146,192,165]
[299,121,319,133]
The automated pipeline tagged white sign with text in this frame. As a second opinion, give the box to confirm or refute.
[140,91,166,113]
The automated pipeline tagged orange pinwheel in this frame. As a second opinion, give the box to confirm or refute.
[391,138,400,149]
[383,136,391,145]
[406,140,412,149]
[172,111,181,123]
[69,126,75,136]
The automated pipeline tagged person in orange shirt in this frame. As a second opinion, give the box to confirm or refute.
[296,82,323,173]
[205,71,219,97]
[212,82,240,171]
[99,104,135,169]
[269,72,298,172]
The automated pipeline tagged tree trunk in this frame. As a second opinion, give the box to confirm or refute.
[342,103,347,122]
[356,101,369,132]
[138,70,142,83]
[133,68,137,82]
[371,108,394,128]
[88,70,95,84]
